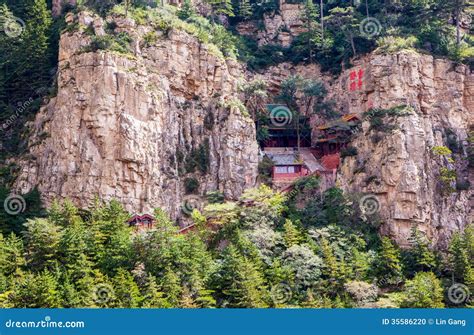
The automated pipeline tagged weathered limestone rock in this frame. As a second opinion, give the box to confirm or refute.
[15,13,258,222]
[334,51,473,248]
[236,1,305,47]
[252,51,472,248]
[52,0,76,17]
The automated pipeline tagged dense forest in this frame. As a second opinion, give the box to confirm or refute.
[0,184,472,308]
[0,0,472,308]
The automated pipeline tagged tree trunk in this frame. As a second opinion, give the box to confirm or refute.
[296,114,301,152]
[320,0,324,41]
[456,6,461,47]
[365,0,369,17]
[349,32,356,56]
[125,0,130,17]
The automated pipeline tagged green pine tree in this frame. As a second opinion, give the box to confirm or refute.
[374,237,404,284]
[350,248,370,281]
[0,232,25,275]
[401,272,444,308]
[112,268,143,308]
[320,238,347,291]
[407,226,437,273]
[301,0,321,62]
[141,275,170,308]
[23,218,62,270]
[178,0,196,20]
[207,0,235,18]
[448,225,473,283]
[10,270,62,307]
[160,267,182,307]
[237,0,252,19]
[283,219,303,248]
[214,245,267,308]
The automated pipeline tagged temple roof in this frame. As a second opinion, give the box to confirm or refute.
[321,153,340,171]
[317,113,360,130]
[127,214,155,223]
[267,153,302,166]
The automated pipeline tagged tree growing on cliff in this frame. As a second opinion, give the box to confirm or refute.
[178,0,196,20]
[326,6,360,57]
[241,79,268,144]
[207,0,235,18]
[301,0,321,63]
[236,0,252,19]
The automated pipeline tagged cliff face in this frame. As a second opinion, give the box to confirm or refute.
[334,51,473,248]
[236,2,305,47]
[252,51,472,248]
[13,8,472,246]
[52,0,76,17]
[15,12,258,220]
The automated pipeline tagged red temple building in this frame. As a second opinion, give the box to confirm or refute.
[313,114,360,157]
[261,104,312,148]
[263,151,310,188]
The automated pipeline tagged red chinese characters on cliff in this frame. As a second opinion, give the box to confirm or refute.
[349,68,364,91]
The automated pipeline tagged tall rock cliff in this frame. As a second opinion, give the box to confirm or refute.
[333,51,473,248]
[15,12,258,221]
[252,51,472,248]
[12,8,472,246]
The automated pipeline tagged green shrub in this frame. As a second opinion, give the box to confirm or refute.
[184,177,199,194]
[364,106,410,132]
[258,156,274,186]
[223,98,249,117]
[439,167,456,194]
[432,146,452,157]
[340,146,358,158]
[206,191,225,204]
[467,131,474,168]
[142,31,159,47]
[445,129,460,154]
[185,140,210,174]
[62,22,79,34]
[401,272,444,308]
[376,35,418,53]
[84,32,132,54]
